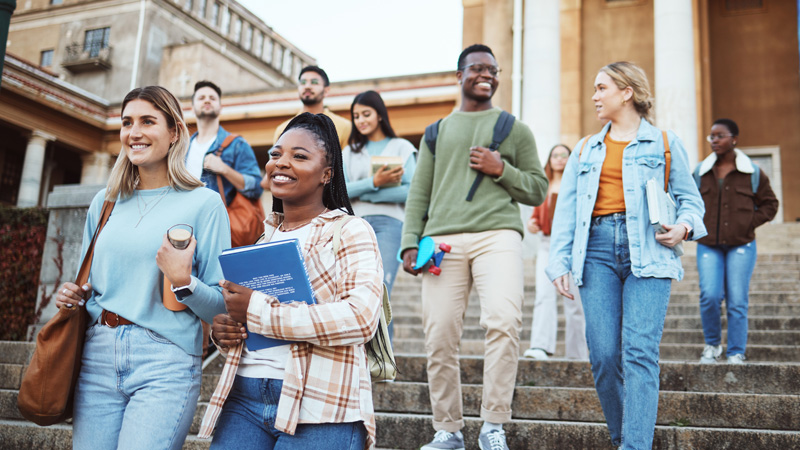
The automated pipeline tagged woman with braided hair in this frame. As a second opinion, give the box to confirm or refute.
[199,113,383,450]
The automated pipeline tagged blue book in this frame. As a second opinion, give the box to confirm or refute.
[218,238,315,351]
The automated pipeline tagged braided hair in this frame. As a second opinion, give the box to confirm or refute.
[273,112,354,215]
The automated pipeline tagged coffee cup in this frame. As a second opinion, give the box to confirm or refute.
[168,224,193,249]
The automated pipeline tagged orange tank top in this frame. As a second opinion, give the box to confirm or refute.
[592,134,629,217]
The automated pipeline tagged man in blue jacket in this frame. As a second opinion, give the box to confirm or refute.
[188,80,263,204]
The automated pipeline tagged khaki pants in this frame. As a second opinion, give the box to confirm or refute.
[421,230,524,432]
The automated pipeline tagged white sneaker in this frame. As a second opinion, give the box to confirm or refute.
[699,344,722,364]
[523,348,549,360]
[727,354,746,364]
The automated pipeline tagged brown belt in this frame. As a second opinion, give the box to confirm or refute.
[101,310,134,328]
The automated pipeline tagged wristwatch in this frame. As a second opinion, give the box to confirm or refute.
[171,278,197,300]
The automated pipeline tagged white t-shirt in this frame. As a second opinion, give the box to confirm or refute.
[237,224,313,379]
[187,137,215,180]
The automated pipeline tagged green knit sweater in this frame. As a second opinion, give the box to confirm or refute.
[400,107,548,252]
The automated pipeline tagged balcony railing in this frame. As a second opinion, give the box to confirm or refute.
[62,43,113,73]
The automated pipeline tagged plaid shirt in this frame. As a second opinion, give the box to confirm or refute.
[199,209,383,449]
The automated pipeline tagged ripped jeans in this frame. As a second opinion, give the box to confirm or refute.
[697,241,758,357]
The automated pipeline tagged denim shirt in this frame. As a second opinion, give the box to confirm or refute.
[190,126,263,204]
[546,119,707,285]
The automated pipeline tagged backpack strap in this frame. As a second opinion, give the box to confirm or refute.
[692,165,702,189]
[751,164,760,194]
[465,111,516,201]
[214,134,240,206]
[424,120,442,157]
[578,135,592,157]
[662,130,671,193]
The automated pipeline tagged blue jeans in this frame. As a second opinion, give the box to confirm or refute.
[579,213,671,450]
[363,215,402,341]
[73,323,201,450]
[696,241,757,357]
[210,376,366,450]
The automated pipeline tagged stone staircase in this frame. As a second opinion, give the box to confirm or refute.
[1,223,799,449]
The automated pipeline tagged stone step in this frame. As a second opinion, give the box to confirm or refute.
[388,291,800,305]
[393,325,800,346]
[391,339,800,361]
[0,363,23,390]
[372,382,800,430]
[374,413,800,450]
[390,302,800,317]
[384,356,800,396]
[0,341,35,365]
[389,279,800,296]
[390,313,800,331]
[0,417,400,450]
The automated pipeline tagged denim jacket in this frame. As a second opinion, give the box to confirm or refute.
[546,119,707,285]
[191,126,263,204]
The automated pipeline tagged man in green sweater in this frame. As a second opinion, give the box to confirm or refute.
[401,44,548,450]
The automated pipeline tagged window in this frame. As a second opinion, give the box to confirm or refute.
[84,27,110,58]
[221,7,230,34]
[210,2,220,26]
[263,38,273,63]
[197,0,206,18]
[50,0,63,5]
[273,45,283,70]
[282,50,293,76]
[233,17,242,42]
[184,0,193,11]
[254,33,263,58]
[40,49,54,67]
[243,24,252,51]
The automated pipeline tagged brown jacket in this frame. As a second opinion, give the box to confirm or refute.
[696,154,778,247]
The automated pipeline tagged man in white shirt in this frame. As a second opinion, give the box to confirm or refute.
[188,81,263,203]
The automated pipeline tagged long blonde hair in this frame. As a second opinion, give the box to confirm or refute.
[106,86,203,201]
[600,61,654,123]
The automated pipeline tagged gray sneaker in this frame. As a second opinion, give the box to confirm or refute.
[478,429,509,450]
[420,430,465,450]
[699,344,723,364]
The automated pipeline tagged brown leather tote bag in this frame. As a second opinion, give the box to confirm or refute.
[215,134,265,247]
[17,200,114,426]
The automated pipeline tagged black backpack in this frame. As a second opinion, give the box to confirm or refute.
[423,110,515,201]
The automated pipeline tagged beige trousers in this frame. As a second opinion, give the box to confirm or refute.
[421,230,524,432]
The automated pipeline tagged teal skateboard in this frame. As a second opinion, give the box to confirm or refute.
[414,236,451,275]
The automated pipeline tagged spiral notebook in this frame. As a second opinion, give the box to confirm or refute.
[218,238,315,350]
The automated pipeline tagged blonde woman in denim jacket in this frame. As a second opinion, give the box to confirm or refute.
[546,62,706,450]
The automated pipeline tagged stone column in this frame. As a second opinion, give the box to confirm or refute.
[17,130,55,207]
[522,0,561,164]
[483,0,514,112]
[654,0,698,167]
[80,152,113,185]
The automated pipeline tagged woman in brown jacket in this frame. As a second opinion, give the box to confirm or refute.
[694,118,779,364]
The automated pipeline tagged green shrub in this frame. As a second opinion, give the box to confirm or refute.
[0,206,49,341]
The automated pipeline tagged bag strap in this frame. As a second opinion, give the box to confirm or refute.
[465,111,516,202]
[76,200,114,286]
[662,130,671,193]
[424,119,442,156]
[578,135,592,157]
[214,134,240,207]
[751,164,760,194]
[331,216,392,322]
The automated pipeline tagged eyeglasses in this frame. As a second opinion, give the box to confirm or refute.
[706,133,734,142]
[459,63,501,77]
